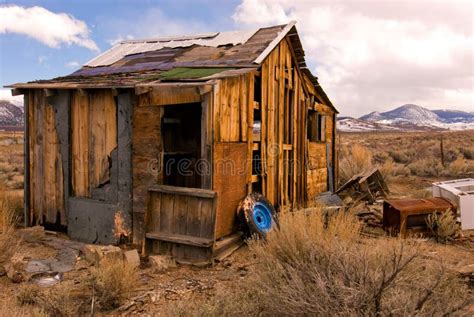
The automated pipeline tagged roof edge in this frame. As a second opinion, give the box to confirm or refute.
[253,21,296,64]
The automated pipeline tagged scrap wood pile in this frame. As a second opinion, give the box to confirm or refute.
[329,168,389,228]
[336,168,389,205]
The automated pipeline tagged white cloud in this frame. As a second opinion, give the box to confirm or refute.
[0,89,24,107]
[233,0,473,116]
[0,5,99,52]
[65,61,80,68]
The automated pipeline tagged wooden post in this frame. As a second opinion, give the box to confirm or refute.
[23,91,30,227]
[440,134,445,167]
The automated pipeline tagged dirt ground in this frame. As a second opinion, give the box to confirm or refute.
[0,130,473,315]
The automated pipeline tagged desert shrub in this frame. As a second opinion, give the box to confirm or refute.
[90,259,140,310]
[408,158,444,177]
[16,285,40,306]
[15,283,79,316]
[184,208,471,316]
[389,150,412,164]
[0,186,19,265]
[339,144,373,185]
[379,160,410,180]
[460,147,474,160]
[426,211,460,243]
[448,157,470,176]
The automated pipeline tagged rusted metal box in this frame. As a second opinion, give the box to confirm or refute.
[383,198,456,237]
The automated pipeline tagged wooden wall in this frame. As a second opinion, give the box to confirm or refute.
[210,36,337,211]
[28,90,65,225]
[70,90,117,197]
[259,38,307,207]
[213,75,250,143]
[306,102,336,198]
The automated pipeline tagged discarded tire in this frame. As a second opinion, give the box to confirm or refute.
[237,193,278,238]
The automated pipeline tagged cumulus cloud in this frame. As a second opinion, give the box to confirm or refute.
[233,0,473,116]
[0,5,99,51]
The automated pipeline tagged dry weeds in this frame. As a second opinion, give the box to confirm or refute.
[426,211,461,243]
[339,144,373,184]
[177,208,471,316]
[89,258,141,310]
[339,130,474,183]
[0,185,19,266]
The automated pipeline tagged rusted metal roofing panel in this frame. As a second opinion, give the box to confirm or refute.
[385,198,455,213]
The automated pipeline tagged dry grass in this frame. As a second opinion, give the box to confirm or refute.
[339,130,474,182]
[179,208,471,316]
[0,186,19,265]
[14,283,80,316]
[90,258,141,310]
[339,144,373,184]
[426,211,461,243]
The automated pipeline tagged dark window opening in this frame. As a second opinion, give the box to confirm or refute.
[254,76,261,103]
[308,110,326,142]
[162,103,202,188]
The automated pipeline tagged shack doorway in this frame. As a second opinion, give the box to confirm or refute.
[161,103,202,188]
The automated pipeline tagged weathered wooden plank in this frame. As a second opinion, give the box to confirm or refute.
[185,196,202,237]
[213,142,247,239]
[159,193,175,234]
[200,198,215,239]
[137,86,201,107]
[71,91,90,197]
[174,195,188,235]
[89,90,117,188]
[149,184,216,198]
[117,91,133,239]
[146,231,213,247]
[23,92,31,226]
[34,90,45,223]
[201,92,212,189]
[247,73,254,194]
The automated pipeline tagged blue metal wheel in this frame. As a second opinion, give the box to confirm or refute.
[252,202,273,233]
[238,193,278,238]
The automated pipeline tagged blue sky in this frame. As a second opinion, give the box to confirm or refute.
[0,0,241,86]
[0,0,472,116]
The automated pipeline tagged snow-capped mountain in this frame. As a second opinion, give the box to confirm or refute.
[360,104,441,126]
[0,100,24,126]
[338,104,474,132]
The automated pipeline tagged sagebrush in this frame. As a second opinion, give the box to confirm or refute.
[178,208,471,316]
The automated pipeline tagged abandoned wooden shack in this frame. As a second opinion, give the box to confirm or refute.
[7,21,338,263]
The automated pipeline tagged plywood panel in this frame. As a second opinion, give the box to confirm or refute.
[213,142,248,239]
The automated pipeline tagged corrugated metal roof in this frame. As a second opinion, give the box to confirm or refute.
[86,29,257,67]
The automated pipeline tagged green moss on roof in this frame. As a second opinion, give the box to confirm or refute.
[159,67,234,80]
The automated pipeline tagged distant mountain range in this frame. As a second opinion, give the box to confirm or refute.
[0,100,24,128]
[1,99,472,133]
[338,104,474,132]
